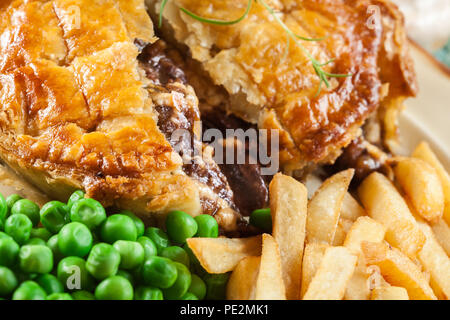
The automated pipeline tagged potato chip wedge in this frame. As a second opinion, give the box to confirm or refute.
[416,221,450,299]
[333,194,366,246]
[343,261,371,300]
[358,172,426,258]
[333,218,354,246]
[227,256,261,300]
[303,246,357,300]
[270,173,308,300]
[186,236,261,274]
[300,243,328,298]
[394,158,444,222]
[341,193,366,221]
[371,286,409,300]
[413,142,450,225]
[343,217,386,300]
[344,216,386,254]
[306,169,354,244]
[431,218,450,256]
[254,234,286,300]
[362,241,437,300]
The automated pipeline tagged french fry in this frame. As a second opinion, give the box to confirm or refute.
[344,216,386,254]
[300,243,328,298]
[303,246,357,300]
[254,234,286,300]
[333,218,353,246]
[358,172,426,258]
[343,217,386,300]
[431,218,450,256]
[394,158,444,222]
[416,221,450,299]
[227,256,261,300]
[186,236,261,274]
[270,173,308,300]
[412,142,450,225]
[306,169,354,244]
[371,286,409,300]
[366,264,390,289]
[333,194,366,246]
[362,241,437,300]
[341,193,366,221]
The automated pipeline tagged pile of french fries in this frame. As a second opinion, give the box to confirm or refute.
[187,142,450,300]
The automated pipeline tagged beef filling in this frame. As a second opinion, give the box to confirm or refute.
[202,110,270,216]
[137,40,187,86]
[326,136,385,186]
[137,40,270,216]
[137,40,233,213]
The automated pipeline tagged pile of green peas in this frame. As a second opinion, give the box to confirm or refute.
[0,191,230,300]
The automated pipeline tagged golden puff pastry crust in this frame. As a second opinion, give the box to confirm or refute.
[0,0,234,223]
[150,0,418,173]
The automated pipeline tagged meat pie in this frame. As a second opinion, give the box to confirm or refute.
[148,0,418,174]
[0,0,237,226]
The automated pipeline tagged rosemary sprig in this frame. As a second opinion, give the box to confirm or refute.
[179,0,253,26]
[257,0,351,96]
[159,0,351,96]
[159,0,169,28]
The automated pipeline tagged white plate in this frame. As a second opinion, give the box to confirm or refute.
[400,42,450,171]
[0,42,449,199]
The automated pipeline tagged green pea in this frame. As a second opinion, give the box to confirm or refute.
[137,236,158,259]
[141,256,177,289]
[100,214,137,243]
[12,281,46,300]
[166,211,198,244]
[58,222,93,257]
[144,227,170,253]
[188,274,206,300]
[30,228,52,242]
[47,293,73,300]
[19,245,53,274]
[4,214,32,245]
[47,235,64,263]
[116,270,134,286]
[5,194,23,215]
[120,210,145,238]
[25,238,46,246]
[36,274,64,295]
[162,262,191,300]
[86,243,121,280]
[0,266,18,296]
[113,240,144,270]
[0,238,19,267]
[203,273,230,300]
[0,194,7,226]
[70,198,106,230]
[250,208,272,232]
[95,276,133,300]
[181,292,199,300]
[71,290,95,300]
[194,214,219,238]
[11,199,40,227]
[160,246,190,268]
[40,201,69,234]
[67,190,85,211]
[134,286,163,300]
[57,257,93,291]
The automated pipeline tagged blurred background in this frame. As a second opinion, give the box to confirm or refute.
[393,0,450,67]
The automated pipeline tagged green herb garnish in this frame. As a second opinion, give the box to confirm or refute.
[159,0,351,96]
[180,0,253,26]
